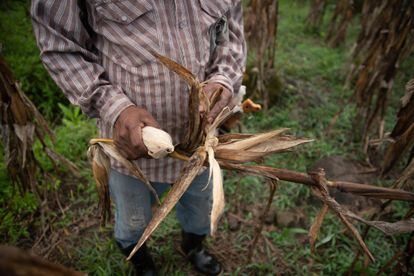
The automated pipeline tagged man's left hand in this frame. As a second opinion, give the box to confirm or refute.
[202,82,233,123]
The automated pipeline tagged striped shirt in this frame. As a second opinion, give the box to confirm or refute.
[31,0,246,183]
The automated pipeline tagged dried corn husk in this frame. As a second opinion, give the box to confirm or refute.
[87,144,111,225]
[127,148,207,260]
[88,138,161,225]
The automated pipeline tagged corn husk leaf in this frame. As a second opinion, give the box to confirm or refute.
[215,135,313,163]
[205,108,232,235]
[214,149,266,163]
[0,57,77,198]
[89,139,160,205]
[246,136,313,153]
[309,204,329,254]
[218,133,255,143]
[150,51,197,87]
[151,52,205,152]
[216,128,290,151]
[127,148,207,260]
[87,145,111,225]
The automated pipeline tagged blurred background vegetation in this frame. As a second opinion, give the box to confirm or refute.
[1,0,413,275]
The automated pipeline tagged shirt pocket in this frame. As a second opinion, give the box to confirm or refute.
[198,0,232,61]
[199,0,232,19]
[92,0,153,24]
[90,0,159,68]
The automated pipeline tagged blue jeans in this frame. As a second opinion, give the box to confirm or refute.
[109,169,212,249]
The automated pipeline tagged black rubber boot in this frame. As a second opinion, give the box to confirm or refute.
[117,242,157,276]
[181,231,222,275]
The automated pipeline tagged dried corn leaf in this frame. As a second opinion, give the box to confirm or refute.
[127,148,207,260]
[13,124,35,167]
[150,51,197,87]
[87,145,111,225]
[90,140,160,205]
[152,52,205,152]
[216,128,289,151]
[0,57,77,197]
[16,82,55,142]
[382,78,414,174]
[214,149,265,163]
[393,158,414,189]
[345,1,414,145]
[246,136,313,154]
[392,79,414,138]
[309,204,328,253]
[218,133,255,143]
[382,123,414,174]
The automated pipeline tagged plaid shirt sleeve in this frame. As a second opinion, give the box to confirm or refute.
[30,0,134,130]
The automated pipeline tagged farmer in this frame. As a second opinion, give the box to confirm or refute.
[31,0,246,275]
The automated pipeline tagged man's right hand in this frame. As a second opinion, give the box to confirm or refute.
[113,106,160,160]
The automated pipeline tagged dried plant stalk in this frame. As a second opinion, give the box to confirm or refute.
[382,78,414,175]
[306,0,327,33]
[344,1,414,147]
[219,162,414,202]
[0,57,79,199]
[325,0,354,47]
[310,170,374,262]
[244,0,278,109]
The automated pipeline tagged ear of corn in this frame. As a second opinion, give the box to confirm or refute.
[142,126,174,159]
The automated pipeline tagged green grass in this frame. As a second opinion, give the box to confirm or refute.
[1,0,413,275]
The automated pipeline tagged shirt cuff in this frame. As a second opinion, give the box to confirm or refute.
[206,74,234,95]
[99,88,135,134]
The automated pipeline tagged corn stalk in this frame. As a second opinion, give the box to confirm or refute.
[344,0,414,149]
[382,78,414,177]
[88,53,414,264]
[244,0,278,110]
[0,57,79,200]
[305,0,327,33]
[325,0,354,47]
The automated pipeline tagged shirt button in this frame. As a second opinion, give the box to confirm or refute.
[179,20,187,29]
[121,15,128,22]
